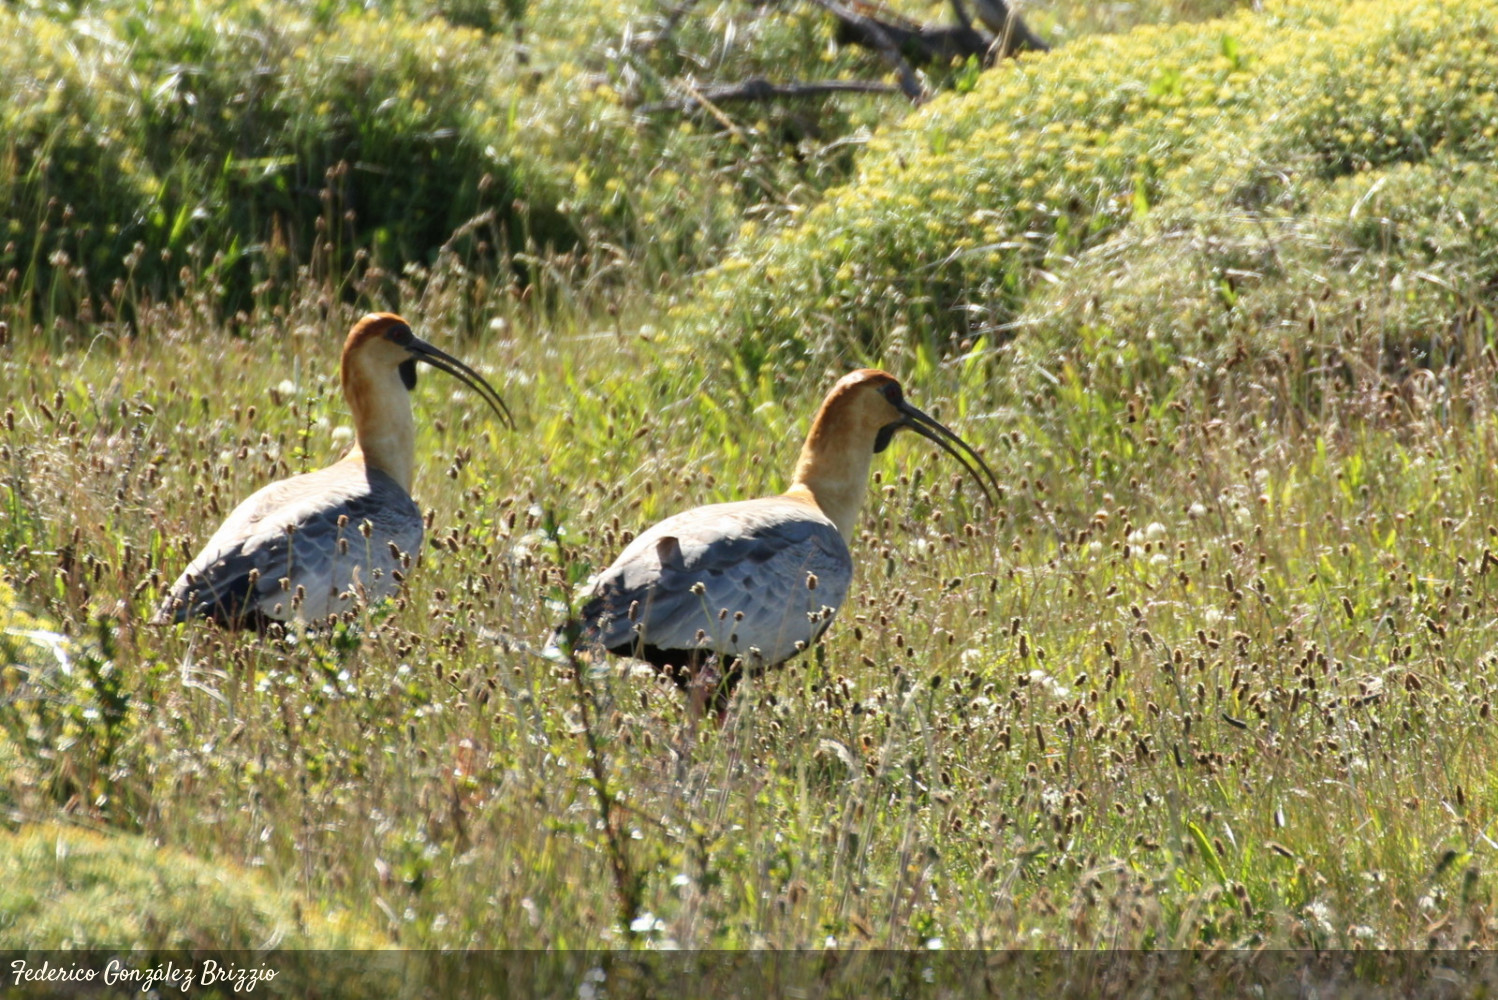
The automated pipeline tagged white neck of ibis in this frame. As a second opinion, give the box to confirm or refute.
[786,432,878,544]
[342,357,416,492]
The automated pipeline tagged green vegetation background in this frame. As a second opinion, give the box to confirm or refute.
[3,0,1498,963]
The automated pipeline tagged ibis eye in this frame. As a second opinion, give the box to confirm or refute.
[873,423,899,454]
[399,358,418,390]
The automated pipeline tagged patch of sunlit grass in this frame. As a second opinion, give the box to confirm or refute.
[5,251,1498,949]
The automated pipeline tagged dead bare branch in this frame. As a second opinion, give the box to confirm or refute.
[631,0,1050,120]
[807,0,928,102]
[970,0,1050,55]
[824,0,1047,74]
[639,77,903,114]
[948,0,974,32]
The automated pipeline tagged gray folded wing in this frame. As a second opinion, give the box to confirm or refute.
[579,497,852,666]
[153,462,422,625]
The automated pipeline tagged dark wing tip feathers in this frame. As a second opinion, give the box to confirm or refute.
[152,573,266,630]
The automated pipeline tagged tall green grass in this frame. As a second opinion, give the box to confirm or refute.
[6,270,1498,950]
[3,0,1498,964]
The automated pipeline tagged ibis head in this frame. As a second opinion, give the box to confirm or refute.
[341,313,513,490]
[787,369,999,540]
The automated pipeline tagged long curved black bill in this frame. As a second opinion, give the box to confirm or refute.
[897,400,1001,507]
[409,338,515,429]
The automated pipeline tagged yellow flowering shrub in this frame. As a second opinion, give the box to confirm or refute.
[1019,153,1498,399]
[677,0,1498,386]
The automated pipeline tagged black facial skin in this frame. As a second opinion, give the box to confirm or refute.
[870,384,1002,504]
[402,335,515,428]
